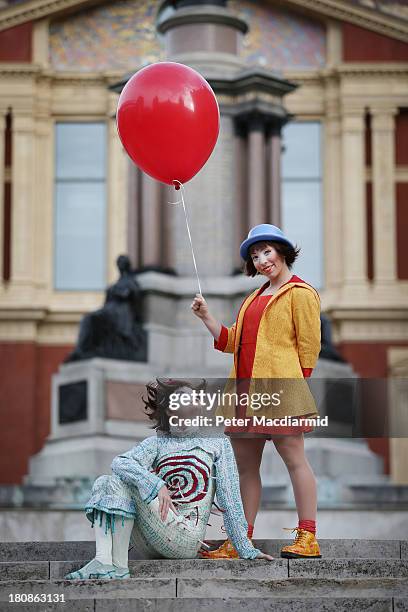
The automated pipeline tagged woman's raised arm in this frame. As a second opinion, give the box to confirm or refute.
[191,294,222,341]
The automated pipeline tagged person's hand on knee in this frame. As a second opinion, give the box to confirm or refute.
[158,485,178,521]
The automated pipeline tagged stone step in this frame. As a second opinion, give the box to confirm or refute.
[2,558,408,582]
[0,577,407,602]
[0,539,404,562]
[176,577,408,599]
[87,598,408,612]
[1,597,406,612]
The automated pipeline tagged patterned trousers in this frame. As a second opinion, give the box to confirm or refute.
[86,474,214,559]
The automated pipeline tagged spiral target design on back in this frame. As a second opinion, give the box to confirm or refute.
[155,454,211,503]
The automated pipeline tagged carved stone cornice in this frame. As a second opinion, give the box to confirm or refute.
[0,0,407,42]
[0,0,101,32]
[327,307,408,343]
[209,67,297,97]
[274,0,408,43]
[0,63,40,76]
[337,63,408,76]
[283,70,323,85]
[328,307,408,321]
[0,64,125,87]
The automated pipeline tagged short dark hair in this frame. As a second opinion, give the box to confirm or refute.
[143,378,206,433]
[244,240,300,277]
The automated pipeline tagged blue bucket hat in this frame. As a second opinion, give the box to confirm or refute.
[240,224,294,260]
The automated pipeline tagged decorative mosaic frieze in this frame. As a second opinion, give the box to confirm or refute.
[232,0,326,71]
[50,0,164,72]
[49,0,325,72]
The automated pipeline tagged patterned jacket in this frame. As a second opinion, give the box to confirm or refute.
[110,434,261,559]
[214,277,321,418]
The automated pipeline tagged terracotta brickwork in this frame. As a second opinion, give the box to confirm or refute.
[395,110,408,166]
[342,22,408,61]
[0,22,32,62]
[0,342,72,484]
[396,183,408,280]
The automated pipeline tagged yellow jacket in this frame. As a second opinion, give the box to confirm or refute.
[217,278,321,418]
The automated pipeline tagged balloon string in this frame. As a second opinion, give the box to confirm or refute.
[171,180,202,296]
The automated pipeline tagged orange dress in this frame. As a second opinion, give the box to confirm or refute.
[224,278,314,437]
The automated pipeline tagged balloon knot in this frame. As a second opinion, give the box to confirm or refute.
[175,184,180,191]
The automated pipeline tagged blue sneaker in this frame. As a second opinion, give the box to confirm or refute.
[113,566,130,579]
[65,558,116,580]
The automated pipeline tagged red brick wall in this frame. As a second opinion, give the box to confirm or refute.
[343,23,408,62]
[0,23,32,62]
[34,345,73,453]
[0,342,72,484]
[395,110,408,280]
[396,183,408,280]
[0,343,36,484]
[395,110,408,166]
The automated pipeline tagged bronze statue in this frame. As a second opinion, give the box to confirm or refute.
[65,255,147,363]
[320,314,344,362]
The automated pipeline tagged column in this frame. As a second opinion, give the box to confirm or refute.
[33,19,50,70]
[341,107,368,290]
[127,161,140,269]
[326,20,342,70]
[323,77,343,290]
[371,107,397,285]
[10,111,36,297]
[233,127,247,270]
[33,115,53,292]
[171,114,236,277]
[0,112,5,284]
[247,116,266,228]
[108,99,128,283]
[267,125,281,227]
[141,173,161,267]
[162,183,174,271]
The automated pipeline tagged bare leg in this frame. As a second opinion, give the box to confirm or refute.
[230,437,266,526]
[272,434,317,521]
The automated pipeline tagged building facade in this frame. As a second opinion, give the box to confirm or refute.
[0,0,407,485]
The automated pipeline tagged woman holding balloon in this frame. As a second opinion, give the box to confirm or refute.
[191,224,322,559]
[117,62,320,559]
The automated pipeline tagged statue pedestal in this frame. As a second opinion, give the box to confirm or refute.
[311,358,358,436]
[27,359,156,485]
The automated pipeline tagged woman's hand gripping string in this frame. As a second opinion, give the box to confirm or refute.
[191,294,209,319]
[191,294,222,341]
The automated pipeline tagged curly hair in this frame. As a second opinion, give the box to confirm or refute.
[243,240,300,277]
[143,378,206,433]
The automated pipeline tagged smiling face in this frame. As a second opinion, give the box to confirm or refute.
[249,242,288,282]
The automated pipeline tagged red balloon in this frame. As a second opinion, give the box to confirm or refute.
[117,62,220,186]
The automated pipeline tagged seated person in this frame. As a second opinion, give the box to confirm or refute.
[66,378,272,579]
